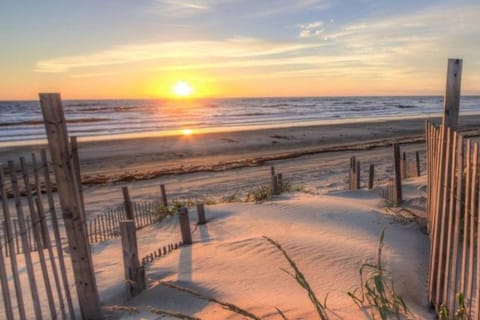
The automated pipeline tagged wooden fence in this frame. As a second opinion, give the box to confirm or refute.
[87,200,163,244]
[348,150,422,199]
[425,121,480,317]
[0,152,78,320]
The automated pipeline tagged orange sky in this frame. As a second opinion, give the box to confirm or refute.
[1,1,479,100]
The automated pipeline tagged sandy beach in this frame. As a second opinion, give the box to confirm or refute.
[1,114,479,319]
[2,114,480,214]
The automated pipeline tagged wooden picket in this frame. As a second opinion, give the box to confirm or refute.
[0,154,79,319]
[426,121,480,318]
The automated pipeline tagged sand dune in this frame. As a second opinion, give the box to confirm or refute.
[98,178,432,319]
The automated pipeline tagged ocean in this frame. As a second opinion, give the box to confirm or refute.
[1,96,480,146]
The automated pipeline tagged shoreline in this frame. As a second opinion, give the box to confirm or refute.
[2,114,480,186]
[3,110,480,149]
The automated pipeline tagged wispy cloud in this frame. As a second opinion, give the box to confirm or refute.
[298,21,325,38]
[147,0,213,17]
[248,0,332,17]
[70,71,119,78]
[299,4,480,47]
[35,37,321,73]
[146,0,332,17]
[297,4,480,75]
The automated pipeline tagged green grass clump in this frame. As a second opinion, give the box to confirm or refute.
[347,230,409,320]
[246,185,273,202]
[437,293,469,320]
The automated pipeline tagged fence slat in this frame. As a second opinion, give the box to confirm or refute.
[0,209,14,320]
[449,134,463,311]
[41,149,76,320]
[13,220,19,254]
[476,143,480,319]
[429,125,445,304]
[0,166,26,319]
[31,154,49,249]
[21,157,58,319]
[443,131,457,311]
[33,153,67,320]
[460,140,472,296]
[9,160,43,320]
[467,142,478,310]
[436,128,454,306]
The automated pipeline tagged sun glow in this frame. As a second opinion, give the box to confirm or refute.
[172,81,193,97]
[182,128,193,135]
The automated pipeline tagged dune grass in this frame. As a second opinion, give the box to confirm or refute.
[437,292,469,320]
[347,229,409,320]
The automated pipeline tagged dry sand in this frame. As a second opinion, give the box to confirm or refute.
[97,178,431,319]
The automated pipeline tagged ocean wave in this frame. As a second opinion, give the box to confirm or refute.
[65,102,99,107]
[395,104,417,109]
[0,118,109,127]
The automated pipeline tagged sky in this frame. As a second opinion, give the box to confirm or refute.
[0,0,479,99]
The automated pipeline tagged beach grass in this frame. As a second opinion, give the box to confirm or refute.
[347,229,409,320]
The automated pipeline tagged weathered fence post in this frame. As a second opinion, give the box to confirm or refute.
[277,173,283,189]
[368,164,374,190]
[196,202,207,225]
[272,174,280,195]
[270,166,280,195]
[39,93,102,319]
[415,151,421,177]
[442,59,463,129]
[355,160,361,189]
[122,186,134,220]
[393,143,403,205]
[178,207,192,245]
[401,152,407,179]
[349,156,356,189]
[120,220,146,297]
[160,184,168,207]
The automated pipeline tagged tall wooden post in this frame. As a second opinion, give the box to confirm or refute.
[355,161,361,190]
[272,175,280,195]
[393,143,403,206]
[368,164,375,190]
[160,184,168,207]
[442,59,463,129]
[39,93,102,319]
[349,156,356,190]
[122,186,134,220]
[401,152,407,179]
[120,220,145,297]
[178,207,192,245]
[196,202,206,225]
[415,151,421,177]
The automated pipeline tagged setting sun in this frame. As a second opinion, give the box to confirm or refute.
[172,81,193,97]
[182,128,193,135]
